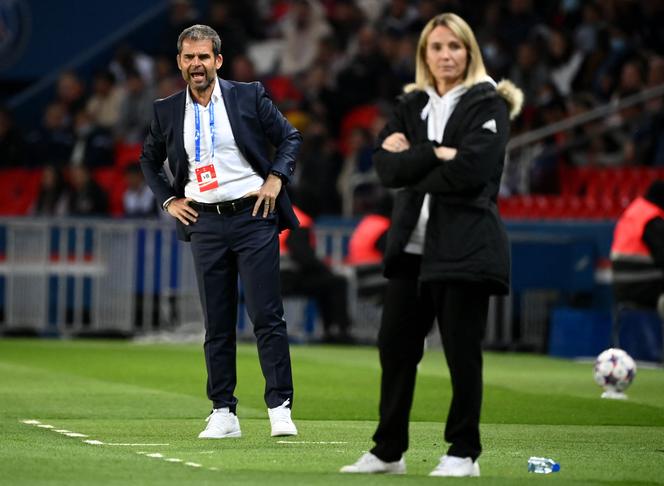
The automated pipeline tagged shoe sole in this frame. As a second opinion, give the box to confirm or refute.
[271,430,298,437]
[198,430,242,439]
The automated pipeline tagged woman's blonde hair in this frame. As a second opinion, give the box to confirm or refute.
[405,13,487,93]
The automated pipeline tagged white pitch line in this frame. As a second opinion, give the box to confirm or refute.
[106,443,170,446]
[22,419,211,473]
[277,440,348,444]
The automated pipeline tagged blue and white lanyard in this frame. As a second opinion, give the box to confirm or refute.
[193,100,215,163]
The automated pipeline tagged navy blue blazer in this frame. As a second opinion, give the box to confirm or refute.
[139,78,302,240]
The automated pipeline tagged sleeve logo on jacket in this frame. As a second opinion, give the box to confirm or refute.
[481,119,497,133]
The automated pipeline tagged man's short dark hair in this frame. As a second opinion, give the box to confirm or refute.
[177,24,222,56]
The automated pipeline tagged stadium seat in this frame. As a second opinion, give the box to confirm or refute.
[114,142,143,169]
[93,167,126,217]
[339,104,380,155]
[0,168,43,216]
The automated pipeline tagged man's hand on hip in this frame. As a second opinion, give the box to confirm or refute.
[249,173,282,217]
[167,197,198,225]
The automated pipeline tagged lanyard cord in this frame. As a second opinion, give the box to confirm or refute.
[193,100,215,163]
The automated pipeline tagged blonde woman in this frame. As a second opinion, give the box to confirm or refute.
[341,13,522,477]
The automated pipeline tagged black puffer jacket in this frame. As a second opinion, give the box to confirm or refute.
[374,81,520,295]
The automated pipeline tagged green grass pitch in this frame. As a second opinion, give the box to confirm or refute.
[1,338,663,485]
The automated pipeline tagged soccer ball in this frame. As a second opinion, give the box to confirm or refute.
[593,348,636,398]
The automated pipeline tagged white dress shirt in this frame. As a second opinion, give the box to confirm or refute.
[183,79,264,203]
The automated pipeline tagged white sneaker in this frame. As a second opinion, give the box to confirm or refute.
[268,399,297,436]
[198,408,241,438]
[429,455,480,477]
[340,452,406,474]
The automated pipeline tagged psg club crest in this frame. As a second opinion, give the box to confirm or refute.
[0,0,32,71]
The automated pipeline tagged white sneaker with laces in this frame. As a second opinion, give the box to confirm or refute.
[198,407,241,439]
[340,452,406,474]
[268,399,297,436]
[429,455,480,477]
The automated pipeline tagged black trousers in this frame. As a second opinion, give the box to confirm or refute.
[188,205,293,413]
[371,257,489,462]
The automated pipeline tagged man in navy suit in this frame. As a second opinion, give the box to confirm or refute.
[140,24,301,439]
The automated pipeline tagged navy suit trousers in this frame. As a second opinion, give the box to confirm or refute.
[187,204,293,412]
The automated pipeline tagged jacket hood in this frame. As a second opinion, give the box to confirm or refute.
[495,79,524,120]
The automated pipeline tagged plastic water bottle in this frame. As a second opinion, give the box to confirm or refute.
[527,457,560,474]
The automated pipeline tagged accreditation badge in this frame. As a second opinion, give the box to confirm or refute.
[195,164,219,192]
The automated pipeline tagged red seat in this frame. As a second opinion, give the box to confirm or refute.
[0,168,44,215]
[93,167,126,217]
[339,104,380,155]
[114,142,143,169]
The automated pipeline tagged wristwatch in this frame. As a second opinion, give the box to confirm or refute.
[270,170,287,184]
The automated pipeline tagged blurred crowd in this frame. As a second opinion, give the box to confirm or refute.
[1,0,663,218]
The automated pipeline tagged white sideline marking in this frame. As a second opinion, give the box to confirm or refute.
[277,440,347,444]
[22,419,210,473]
[106,443,170,446]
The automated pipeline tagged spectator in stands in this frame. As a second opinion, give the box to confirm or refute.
[54,71,86,123]
[377,0,419,37]
[69,109,114,168]
[208,0,248,80]
[295,120,343,215]
[341,13,522,477]
[327,0,365,51]
[278,0,332,77]
[546,28,585,97]
[279,202,354,343]
[86,70,125,131]
[611,180,664,320]
[229,54,258,83]
[338,126,376,215]
[32,165,69,217]
[155,0,200,57]
[509,42,548,107]
[122,164,158,218]
[109,44,156,87]
[67,165,109,217]
[26,102,74,167]
[0,107,26,167]
[116,69,155,144]
[336,25,400,114]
